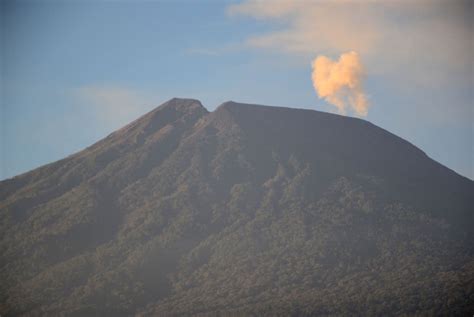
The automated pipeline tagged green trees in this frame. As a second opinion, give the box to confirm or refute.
[1,99,472,316]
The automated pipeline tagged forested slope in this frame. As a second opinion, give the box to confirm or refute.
[1,98,473,316]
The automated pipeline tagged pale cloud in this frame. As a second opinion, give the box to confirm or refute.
[76,85,157,128]
[228,0,473,85]
[228,0,380,56]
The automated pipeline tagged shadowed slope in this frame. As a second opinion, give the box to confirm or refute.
[1,98,473,316]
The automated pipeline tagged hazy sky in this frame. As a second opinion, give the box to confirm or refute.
[1,0,473,180]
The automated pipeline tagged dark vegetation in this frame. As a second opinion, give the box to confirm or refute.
[1,98,473,316]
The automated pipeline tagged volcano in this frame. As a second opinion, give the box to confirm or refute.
[1,98,473,316]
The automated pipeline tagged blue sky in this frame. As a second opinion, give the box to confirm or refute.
[1,0,472,180]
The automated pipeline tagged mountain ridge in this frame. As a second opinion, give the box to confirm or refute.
[1,98,473,316]
[4,97,471,182]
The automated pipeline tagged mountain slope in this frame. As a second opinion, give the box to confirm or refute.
[1,98,473,316]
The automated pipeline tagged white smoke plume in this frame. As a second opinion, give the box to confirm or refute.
[311,51,369,116]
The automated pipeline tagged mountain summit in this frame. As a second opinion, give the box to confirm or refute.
[1,98,473,316]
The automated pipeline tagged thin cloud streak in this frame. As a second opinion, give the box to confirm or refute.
[75,85,158,128]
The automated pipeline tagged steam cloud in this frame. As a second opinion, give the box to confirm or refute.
[311,51,369,116]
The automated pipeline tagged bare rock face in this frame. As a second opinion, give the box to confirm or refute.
[1,98,473,316]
